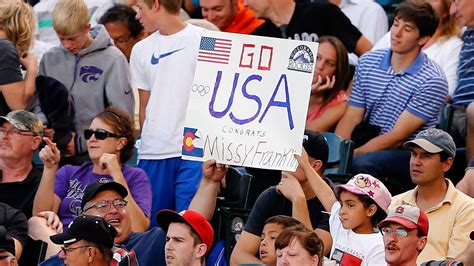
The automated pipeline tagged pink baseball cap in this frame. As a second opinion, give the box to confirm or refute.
[378,205,429,236]
[334,174,392,214]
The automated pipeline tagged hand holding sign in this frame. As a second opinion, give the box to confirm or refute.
[202,159,228,185]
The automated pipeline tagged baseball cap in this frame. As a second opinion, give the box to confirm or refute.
[81,179,128,209]
[303,130,328,166]
[403,128,456,158]
[378,205,429,236]
[0,226,15,255]
[50,215,117,248]
[157,209,214,254]
[334,174,392,214]
[0,110,43,136]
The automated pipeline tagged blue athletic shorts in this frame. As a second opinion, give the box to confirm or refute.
[138,157,202,227]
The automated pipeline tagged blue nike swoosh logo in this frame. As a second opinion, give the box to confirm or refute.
[150,48,184,65]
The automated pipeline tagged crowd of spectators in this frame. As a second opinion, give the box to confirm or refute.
[0,0,473,265]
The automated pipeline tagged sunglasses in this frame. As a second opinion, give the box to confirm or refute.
[84,129,122,140]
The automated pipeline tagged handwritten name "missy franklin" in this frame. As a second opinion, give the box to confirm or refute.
[204,135,297,169]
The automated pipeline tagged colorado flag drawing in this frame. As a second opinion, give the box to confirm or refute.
[182,127,204,158]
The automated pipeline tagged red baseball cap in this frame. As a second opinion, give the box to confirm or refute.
[378,205,429,236]
[157,209,214,254]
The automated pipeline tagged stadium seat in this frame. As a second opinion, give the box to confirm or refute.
[437,104,456,134]
[321,132,355,183]
[217,167,255,209]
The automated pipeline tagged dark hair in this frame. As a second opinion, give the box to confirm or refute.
[83,241,113,264]
[416,229,426,238]
[99,5,144,38]
[439,151,451,162]
[317,36,349,107]
[357,194,387,227]
[393,0,439,38]
[265,215,306,230]
[94,107,135,163]
[275,229,324,266]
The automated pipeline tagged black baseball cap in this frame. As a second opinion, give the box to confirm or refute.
[303,130,328,166]
[0,226,15,255]
[50,215,117,248]
[81,178,128,209]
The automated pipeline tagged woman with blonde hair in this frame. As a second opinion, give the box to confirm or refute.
[374,0,462,95]
[0,0,37,115]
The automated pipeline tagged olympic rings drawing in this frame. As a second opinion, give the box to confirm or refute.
[192,84,211,96]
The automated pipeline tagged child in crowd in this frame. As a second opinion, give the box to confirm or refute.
[295,148,391,265]
[260,215,306,265]
[39,0,134,164]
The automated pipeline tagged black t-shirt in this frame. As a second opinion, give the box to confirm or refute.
[0,39,23,116]
[0,202,28,246]
[0,166,42,219]
[285,2,362,53]
[251,19,282,38]
[243,186,330,236]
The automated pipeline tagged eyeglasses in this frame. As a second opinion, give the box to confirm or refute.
[380,227,410,237]
[83,199,128,213]
[61,245,95,255]
[0,127,35,137]
[84,129,122,140]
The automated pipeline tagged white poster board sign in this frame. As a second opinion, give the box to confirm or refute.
[182,31,317,171]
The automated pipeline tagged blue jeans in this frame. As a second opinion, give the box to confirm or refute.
[350,149,413,195]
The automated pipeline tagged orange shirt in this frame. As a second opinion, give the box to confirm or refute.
[223,2,265,34]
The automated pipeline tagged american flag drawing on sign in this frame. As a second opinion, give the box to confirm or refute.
[198,37,232,65]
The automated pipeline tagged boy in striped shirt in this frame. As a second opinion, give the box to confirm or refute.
[335,0,448,194]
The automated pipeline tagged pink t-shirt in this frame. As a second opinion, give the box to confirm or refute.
[306,90,348,122]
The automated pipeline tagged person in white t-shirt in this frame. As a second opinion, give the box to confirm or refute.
[130,0,203,227]
[296,149,392,265]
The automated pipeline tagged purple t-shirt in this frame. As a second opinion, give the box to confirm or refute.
[54,163,152,227]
